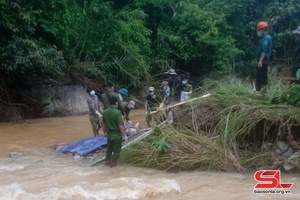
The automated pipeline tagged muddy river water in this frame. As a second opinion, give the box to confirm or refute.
[0,109,299,200]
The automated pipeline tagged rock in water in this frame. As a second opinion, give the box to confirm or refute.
[9,152,23,159]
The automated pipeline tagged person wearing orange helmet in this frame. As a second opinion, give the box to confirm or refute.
[254,21,272,92]
[291,26,300,78]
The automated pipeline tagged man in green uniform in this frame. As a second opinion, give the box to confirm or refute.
[102,95,128,168]
[100,82,126,118]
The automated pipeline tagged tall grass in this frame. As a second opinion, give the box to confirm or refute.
[120,126,224,171]
[120,77,300,171]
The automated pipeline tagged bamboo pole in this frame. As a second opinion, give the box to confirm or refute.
[150,93,211,115]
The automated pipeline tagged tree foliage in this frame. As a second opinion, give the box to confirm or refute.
[169,2,239,73]
[0,0,69,86]
[66,1,152,86]
[2,38,64,83]
[1,0,300,108]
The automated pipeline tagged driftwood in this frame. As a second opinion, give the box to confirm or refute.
[150,93,211,115]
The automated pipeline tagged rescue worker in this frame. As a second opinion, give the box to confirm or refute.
[122,100,135,122]
[144,86,160,127]
[165,68,182,101]
[102,95,128,168]
[87,88,103,136]
[292,26,300,78]
[118,88,129,101]
[100,82,125,117]
[180,75,193,102]
[254,21,272,92]
[161,81,170,106]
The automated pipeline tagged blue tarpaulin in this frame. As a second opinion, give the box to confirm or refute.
[55,136,108,156]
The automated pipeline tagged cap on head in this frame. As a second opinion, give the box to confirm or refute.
[90,90,96,96]
[129,100,135,108]
[148,86,154,92]
[109,95,118,105]
[118,88,128,96]
[165,68,177,75]
[257,21,268,31]
[161,81,168,86]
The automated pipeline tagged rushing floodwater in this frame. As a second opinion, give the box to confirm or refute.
[0,110,299,200]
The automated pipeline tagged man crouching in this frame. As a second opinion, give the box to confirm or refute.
[102,95,128,168]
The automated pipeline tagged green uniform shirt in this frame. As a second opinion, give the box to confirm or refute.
[103,107,124,134]
[101,92,125,115]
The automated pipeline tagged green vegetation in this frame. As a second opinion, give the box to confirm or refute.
[1,0,300,116]
[120,126,224,170]
[119,78,300,171]
[2,0,300,170]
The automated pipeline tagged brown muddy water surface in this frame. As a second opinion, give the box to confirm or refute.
[0,109,299,200]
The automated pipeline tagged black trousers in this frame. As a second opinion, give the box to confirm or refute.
[256,64,268,91]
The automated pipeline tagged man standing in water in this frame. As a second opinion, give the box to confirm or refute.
[165,68,182,102]
[100,82,126,118]
[161,81,170,106]
[145,86,160,127]
[122,100,135,122]
[254,21,272,92]
[87,88,103,137]
[180,75,193,102]
[102,95,128,168]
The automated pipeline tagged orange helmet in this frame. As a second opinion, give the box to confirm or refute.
[257,21,268,30]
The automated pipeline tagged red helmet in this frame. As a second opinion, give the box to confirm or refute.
[257,21,268,30]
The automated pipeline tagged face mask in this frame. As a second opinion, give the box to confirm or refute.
[149,91,154,95]
[90,90,95,96]
[257,31,262,37]
[182,80,187,84]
